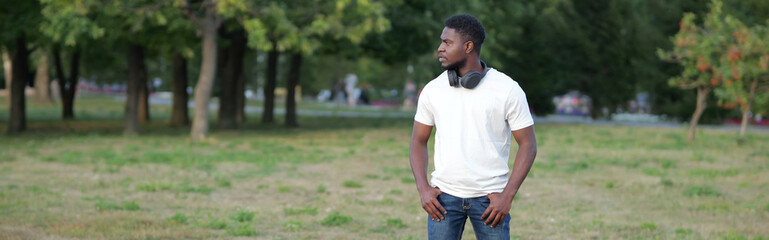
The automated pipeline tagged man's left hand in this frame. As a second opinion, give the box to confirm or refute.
[481,192,513,228]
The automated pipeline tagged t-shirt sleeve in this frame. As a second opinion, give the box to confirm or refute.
[505,83,534,131]
[414,87,435,126]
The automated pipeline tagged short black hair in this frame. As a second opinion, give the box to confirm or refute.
[444,14,485,55]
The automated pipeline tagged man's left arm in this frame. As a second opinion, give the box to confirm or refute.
[481,125,537,228]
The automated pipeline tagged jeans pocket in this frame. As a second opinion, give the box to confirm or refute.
[479,196,491,209]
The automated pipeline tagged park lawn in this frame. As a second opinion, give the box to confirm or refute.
[1,96,769,239]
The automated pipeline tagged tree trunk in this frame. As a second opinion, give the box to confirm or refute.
[53,46,80,120]
[34,54,52,104]
[2,47,11,102]
[125,44,144,135]
[8,35,31,133]
[234,30,247,125]
[170,52,189,126]
[138,65,150,123]
[190,10,220,141]
[285,53,302,127]
[687,86,711,143]
[262,41,279,124]
[217,29,245,129]
[738,78,758,141]
[236,70,246,124]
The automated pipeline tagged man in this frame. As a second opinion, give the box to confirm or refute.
[409,14,537,239]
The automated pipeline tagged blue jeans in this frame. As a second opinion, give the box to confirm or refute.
[428,192,511,240]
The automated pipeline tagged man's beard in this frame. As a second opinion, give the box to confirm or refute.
[442,57,467,71]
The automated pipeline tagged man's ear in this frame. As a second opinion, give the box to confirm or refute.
[464,41,474,54]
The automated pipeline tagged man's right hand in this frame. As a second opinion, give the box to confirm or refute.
[419,187,446,221]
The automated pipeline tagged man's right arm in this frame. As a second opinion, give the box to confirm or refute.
[409,121,445,221]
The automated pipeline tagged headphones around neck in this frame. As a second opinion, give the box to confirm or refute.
[448,60,489,89]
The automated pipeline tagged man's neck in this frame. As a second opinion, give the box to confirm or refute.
[457,58,483,77]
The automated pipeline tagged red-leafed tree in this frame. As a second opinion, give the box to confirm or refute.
[658,0,729,143]
[713,17,769,142]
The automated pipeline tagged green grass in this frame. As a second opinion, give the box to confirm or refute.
[204,219,228,230]
[227,223,259,237]
[342,180,363,188]
[230,209,256,223]
[321,212,353,226]
[0,96,768,239]
[284,206,318,216]
[166,213,189,224]
[684,185,723,197]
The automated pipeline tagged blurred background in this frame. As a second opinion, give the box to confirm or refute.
[0,0,767,135]
[1,0,768,239]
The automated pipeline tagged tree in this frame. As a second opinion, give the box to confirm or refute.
[1,0,43,133]
[238,0,390,126]
[102,1,196,134]
[6,33,32,133]
[713,17,769,142]
[126,44,145,134]
[181,0,223,141]
[33,53,52,104]
[217,23,247,129]
[40,0,105,120]
[658,0,728,143]
[170,52,190,126]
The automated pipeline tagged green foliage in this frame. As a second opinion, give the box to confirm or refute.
[242,0,390,54]
[321,212,352,226]
[0,1,42,45]
[39,0,105,46]
[711,13,769,118]
[316,184,327,193]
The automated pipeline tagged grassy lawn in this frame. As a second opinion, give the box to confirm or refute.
[1,96,768,239]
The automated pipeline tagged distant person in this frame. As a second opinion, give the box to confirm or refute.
[344,73,358,107]
[358,84,370,105]
[403,80,417,110]
[409,14,537,240]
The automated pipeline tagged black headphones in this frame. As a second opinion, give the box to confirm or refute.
[448,60,489,89]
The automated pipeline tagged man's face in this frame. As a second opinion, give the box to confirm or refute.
[438,27,468,70]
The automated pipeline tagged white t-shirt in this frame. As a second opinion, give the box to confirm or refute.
[414,68,534,198]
